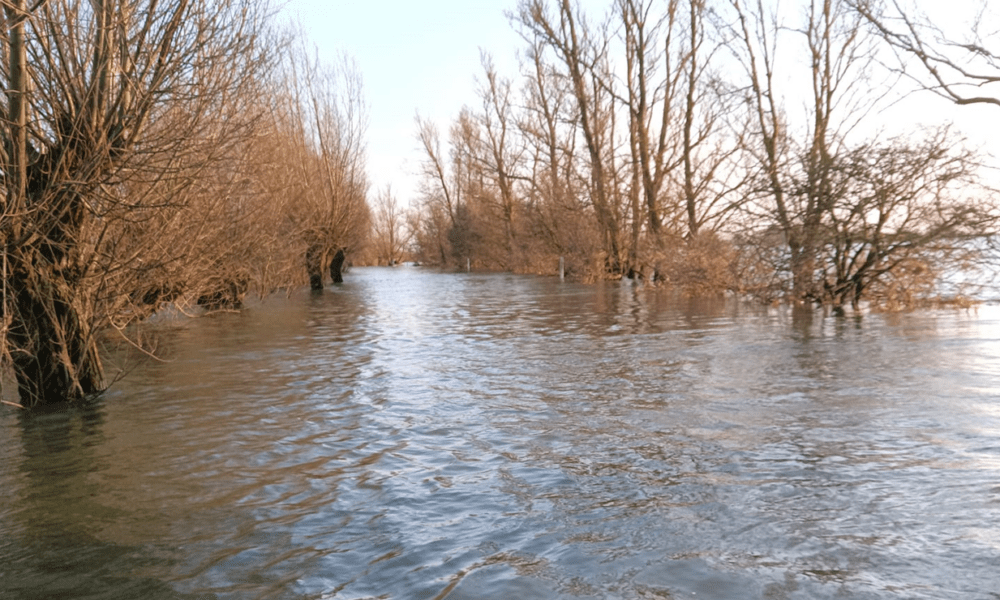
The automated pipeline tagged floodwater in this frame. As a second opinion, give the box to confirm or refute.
[2,266,999,599]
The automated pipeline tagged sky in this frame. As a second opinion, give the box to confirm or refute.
[282,0,560,206]
[282,0,1000,207]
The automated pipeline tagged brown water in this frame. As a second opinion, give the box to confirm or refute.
[2,266,999,599]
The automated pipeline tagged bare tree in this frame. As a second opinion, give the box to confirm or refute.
[414,115,459,266]
[672,0,748,240]
[371,186,410,265]
[794,0,876,300]
[296,52,371,287]
[817,129,993,308]
[727,0,798,294]
[617,0,681,243]
[473,53,527,268]
[515,0,627,277]
[517,38,596,275]
[1,0,273,406]
[726,0,996,307]
[727,0,877,302]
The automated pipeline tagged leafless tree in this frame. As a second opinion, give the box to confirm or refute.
[371,185,410,265]
[288,50,371,287]
[727,0,996,307]
[517,38,596,275]
[515,0,628,277]
[414,115,460,266]
[473,53,528,268]
[817,129,993,308]
[616,0,680,243]
[400,0,996,304]
[1,0,273,406]
[727,0,877,301]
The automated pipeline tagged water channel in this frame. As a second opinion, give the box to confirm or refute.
[2,266,999,599]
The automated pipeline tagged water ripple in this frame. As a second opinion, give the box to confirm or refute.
[2,268,1000,599]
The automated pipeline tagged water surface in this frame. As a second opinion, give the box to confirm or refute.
[2,266,999,599]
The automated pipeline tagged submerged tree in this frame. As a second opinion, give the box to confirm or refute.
[402,0,995,305]
[727,0,997,306]
[0,0,272,406]
[287,51,370,289]
[816,130,992,308]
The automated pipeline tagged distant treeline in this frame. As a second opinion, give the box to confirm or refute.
[401,0,998,307]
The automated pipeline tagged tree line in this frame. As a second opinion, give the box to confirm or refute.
[1,0,370,407]
[406,0,999,306]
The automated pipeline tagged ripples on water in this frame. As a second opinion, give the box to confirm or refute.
[2,266,1000,599]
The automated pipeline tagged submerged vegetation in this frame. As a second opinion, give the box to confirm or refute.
[1,0,997,406]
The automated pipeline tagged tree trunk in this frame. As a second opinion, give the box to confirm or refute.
[306,244,324,290]
[329,248,345,284]
[3,2,102,406]
[8,260,103,405]
[789,240,817,303]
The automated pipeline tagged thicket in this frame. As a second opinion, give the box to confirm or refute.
[408,0,999,307]
[0,1,370,407]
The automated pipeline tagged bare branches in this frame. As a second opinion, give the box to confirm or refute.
[273,43,370,288]
[0,0,280,405]
[515,0,626,275]
[850,0,1000,107]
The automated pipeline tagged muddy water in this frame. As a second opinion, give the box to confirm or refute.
[2,266,999,599]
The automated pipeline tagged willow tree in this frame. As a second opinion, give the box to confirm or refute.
[370,186,409,266]
[286,52,370,289]
[0,0,271,406]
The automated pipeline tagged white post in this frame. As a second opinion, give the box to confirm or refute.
[466,257,471,272]
[559,256,565,280]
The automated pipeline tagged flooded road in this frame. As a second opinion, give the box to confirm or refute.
[2,266,999,599]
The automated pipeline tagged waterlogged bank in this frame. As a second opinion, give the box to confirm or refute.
[2,266,999,599]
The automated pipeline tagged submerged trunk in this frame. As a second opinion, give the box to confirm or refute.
[7,258,104,406]
[306,244,325,290]
[1,0,105,406]
[329,248,345,284]
[787,235,818,304]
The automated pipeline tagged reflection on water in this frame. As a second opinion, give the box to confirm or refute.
[2,266,1000,599]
